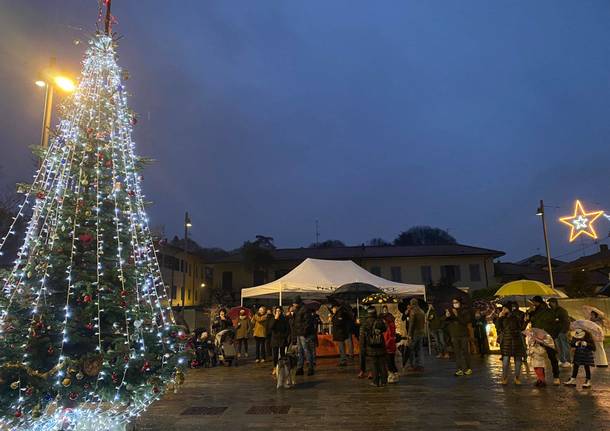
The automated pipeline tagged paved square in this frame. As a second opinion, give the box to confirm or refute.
[136,355,610,431]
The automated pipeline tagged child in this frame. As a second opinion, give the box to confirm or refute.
[198,331,216,367]
[528,339,548,387]
[564,328,595,388]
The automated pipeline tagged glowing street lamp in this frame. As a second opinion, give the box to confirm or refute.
[36,57,76,150]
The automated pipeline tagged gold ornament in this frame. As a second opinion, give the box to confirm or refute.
[175,369,185,386]
[114,181,122,191]
[10,381,19,390]
[76,371,84,380]
[61,378,71,387]
[31,404,41,418]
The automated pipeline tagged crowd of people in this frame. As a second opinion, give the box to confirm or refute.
[185,295,608,390]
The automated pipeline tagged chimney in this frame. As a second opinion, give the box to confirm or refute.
[601,244,608,253]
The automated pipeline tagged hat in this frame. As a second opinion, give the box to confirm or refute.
[531,296,544,304]
[293,295,303,306]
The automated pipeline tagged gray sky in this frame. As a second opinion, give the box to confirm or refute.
[1,1,610,261]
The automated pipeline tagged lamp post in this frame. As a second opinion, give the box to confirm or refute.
[36,57,76,150]
[536,200,555,290]
[181,211,192,307]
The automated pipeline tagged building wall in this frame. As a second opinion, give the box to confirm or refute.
[157,247,209,307]
[207,254,498,300]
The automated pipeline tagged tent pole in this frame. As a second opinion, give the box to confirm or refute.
[357,297,360,320]
[279,283,283,307]
[240,291,243,307]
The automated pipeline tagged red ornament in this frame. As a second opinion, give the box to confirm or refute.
[120,290,128,298]
[128,190,135,197]
[121,300,127,308]
[130,116,138,126]
[111,372,119,383]
[14,410,22,418]
[47,346,55,356]
[190,360,199,368]
[104,159,113,168]
[25,387,33,396]
[98,152,104,160]
[85,323,94,331]
[79,233,93,245]
[141,361,151,372]
[152,386,159,394]
[82,295,92,304]
[124,355,129,364]
[36,191,46,200]
[69,392,79,401]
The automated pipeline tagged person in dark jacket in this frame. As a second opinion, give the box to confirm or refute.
[331,303,353,366]
[264,308,275,365]
[360,307,388,387]
[269,307,291,373]
[495,302,527,385]
[292,296,316,376]
[472,310,490,356]
[548,298,571,367]
[428,303,448,358]
[564,328,595,388]
[212,308,233,335]
[528,296,560,384]
[445,297,473,376]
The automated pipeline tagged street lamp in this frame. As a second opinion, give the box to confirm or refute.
[536,200,555,290]
[36,57,76,150]
[181,211,192,307]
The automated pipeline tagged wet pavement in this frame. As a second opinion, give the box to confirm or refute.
[136,353,610,431]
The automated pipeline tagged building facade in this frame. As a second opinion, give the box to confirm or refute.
[157,244,210,307]
[204,244,505,302]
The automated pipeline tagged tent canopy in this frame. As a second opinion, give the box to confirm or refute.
[240,258,425,303]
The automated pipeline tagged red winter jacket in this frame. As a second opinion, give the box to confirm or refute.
[383,314,397,354]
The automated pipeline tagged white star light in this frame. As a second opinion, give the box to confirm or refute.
[572,216,589,230]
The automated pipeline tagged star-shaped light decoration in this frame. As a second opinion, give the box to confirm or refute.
[559,200,604,242]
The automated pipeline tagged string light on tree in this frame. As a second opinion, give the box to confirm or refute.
[0,2,190,429]
[559,200,605,242]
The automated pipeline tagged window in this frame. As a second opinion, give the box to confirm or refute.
[441,265,461,283]
[370,266,381,276]
[420,266,432,284]
[222,271,233,291]
[469,264,481,282]
[390,266,402,282]
[180,260,185,273]
[171,285,177,300]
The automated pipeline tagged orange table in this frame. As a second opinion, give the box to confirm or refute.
[316,334,360,357]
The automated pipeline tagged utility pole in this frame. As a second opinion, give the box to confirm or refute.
[315,219,320,247]
[537,200,555,290]
[181,211,192,307]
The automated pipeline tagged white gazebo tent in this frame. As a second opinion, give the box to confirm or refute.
[240,258,426,305]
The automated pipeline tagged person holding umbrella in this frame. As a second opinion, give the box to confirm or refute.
[495,301,527,385]
[331,302,353,367]
[586,306,608,367]
[564,328,595,388]
[360,306,388,387]
[527,296,561,385]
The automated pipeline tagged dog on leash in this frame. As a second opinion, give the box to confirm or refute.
[276,344,299,389]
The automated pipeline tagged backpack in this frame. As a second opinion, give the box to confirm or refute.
[368,320,385,348]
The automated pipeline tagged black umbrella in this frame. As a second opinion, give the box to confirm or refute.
[330,283,383,319]
[330,283,383,301]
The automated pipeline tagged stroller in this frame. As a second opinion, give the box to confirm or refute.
[215,329,238,367]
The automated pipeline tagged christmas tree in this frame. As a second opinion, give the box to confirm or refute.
[0,8,188,431]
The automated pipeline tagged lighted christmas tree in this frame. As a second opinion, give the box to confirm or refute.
[0,6,188,430]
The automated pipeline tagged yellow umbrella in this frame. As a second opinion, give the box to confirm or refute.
[495,280,556,297]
